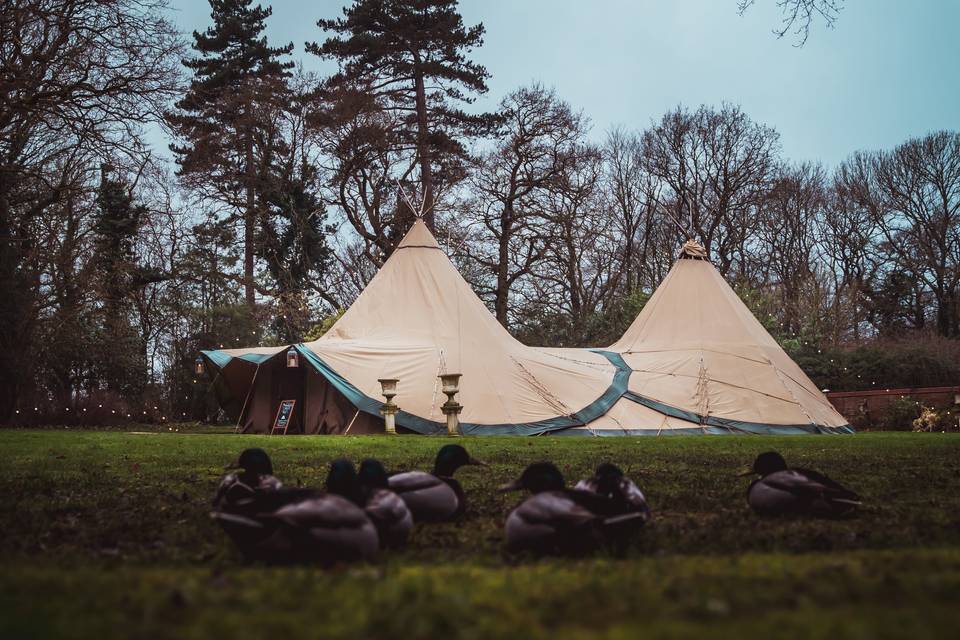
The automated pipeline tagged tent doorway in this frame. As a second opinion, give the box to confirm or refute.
[205,347,387,435]
[302,363,382,434]
[271,363,305,434]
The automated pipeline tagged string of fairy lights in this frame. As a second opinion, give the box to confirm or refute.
[12,329,295,423]
[7,289,322,424]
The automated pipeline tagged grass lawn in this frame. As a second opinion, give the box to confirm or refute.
[1,428,958,639]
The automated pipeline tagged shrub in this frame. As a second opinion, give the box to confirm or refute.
[788,335,960,392]
[875,397,922,432]
[912,406,960,433]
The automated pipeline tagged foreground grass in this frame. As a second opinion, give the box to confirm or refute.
[1,429,958,638]
[4,550,960,639]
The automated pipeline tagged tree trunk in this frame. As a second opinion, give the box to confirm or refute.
[495,215,511,326]
[564,223,582,329]
[413,61,435,231]
[935,282,950,336]
[493,228,510,327]
[851,278,861,342]
[0,169,18,422]
[244,129,256,309]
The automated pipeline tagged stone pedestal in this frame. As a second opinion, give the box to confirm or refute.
[442,399,462,436]
[380,402,398,434]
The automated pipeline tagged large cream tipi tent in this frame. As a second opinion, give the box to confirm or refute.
[200,223,851,435]
[201,219,624,435]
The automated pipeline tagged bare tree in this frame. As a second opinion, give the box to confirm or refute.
[461,84,590,327]
[531,144,618,342]
[756,162,828,333]
[640,104,780,277]
[738,0,844,46]
[601,128,666,293]
[824,160,880,343]
[841,132,960,337]
[0,0,182,421]
[313,86,419,268]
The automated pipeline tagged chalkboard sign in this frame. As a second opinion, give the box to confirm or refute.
[271,400,296,435]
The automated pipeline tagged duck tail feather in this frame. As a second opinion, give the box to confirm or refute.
[831,497,862,506]
[601,511,648,526]
[210,512,265,529]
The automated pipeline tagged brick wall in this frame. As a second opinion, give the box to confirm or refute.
[826,386,960,424]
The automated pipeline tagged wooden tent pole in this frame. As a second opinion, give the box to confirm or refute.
[343,409,360,435]
[235,362,261,434]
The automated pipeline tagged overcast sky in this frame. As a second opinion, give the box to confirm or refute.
[166,0,959,167]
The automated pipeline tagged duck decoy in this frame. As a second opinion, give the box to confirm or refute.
[213,448,283,509]
[575,463,652,521]
[262,459,379,564]
[211,448,318,560]
[324,457,366,506]
[575,463,651,553]
[739,451,861,517]
[358,458,414,548]
[500,462,645,556]
[388,444,486,522]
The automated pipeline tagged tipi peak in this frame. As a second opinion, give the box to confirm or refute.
[679,239,708,260]
[396,217,441,250]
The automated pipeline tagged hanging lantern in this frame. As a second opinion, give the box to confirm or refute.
[287,347,299,368]
[194,357,205,375]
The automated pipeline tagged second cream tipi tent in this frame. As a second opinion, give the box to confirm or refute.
[558,239,852,435]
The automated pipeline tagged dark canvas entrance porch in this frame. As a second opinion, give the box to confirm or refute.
[203,350,382,434]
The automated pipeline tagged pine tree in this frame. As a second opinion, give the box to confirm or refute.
[258,156,335,342]
[168,0,294,309]
[91,166,149,395]
[310,0,496,231]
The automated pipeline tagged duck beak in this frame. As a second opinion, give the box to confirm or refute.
[735,466,755,477]
[224,459,241,471]
[467,456,488,467]
[498,478,523,492]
